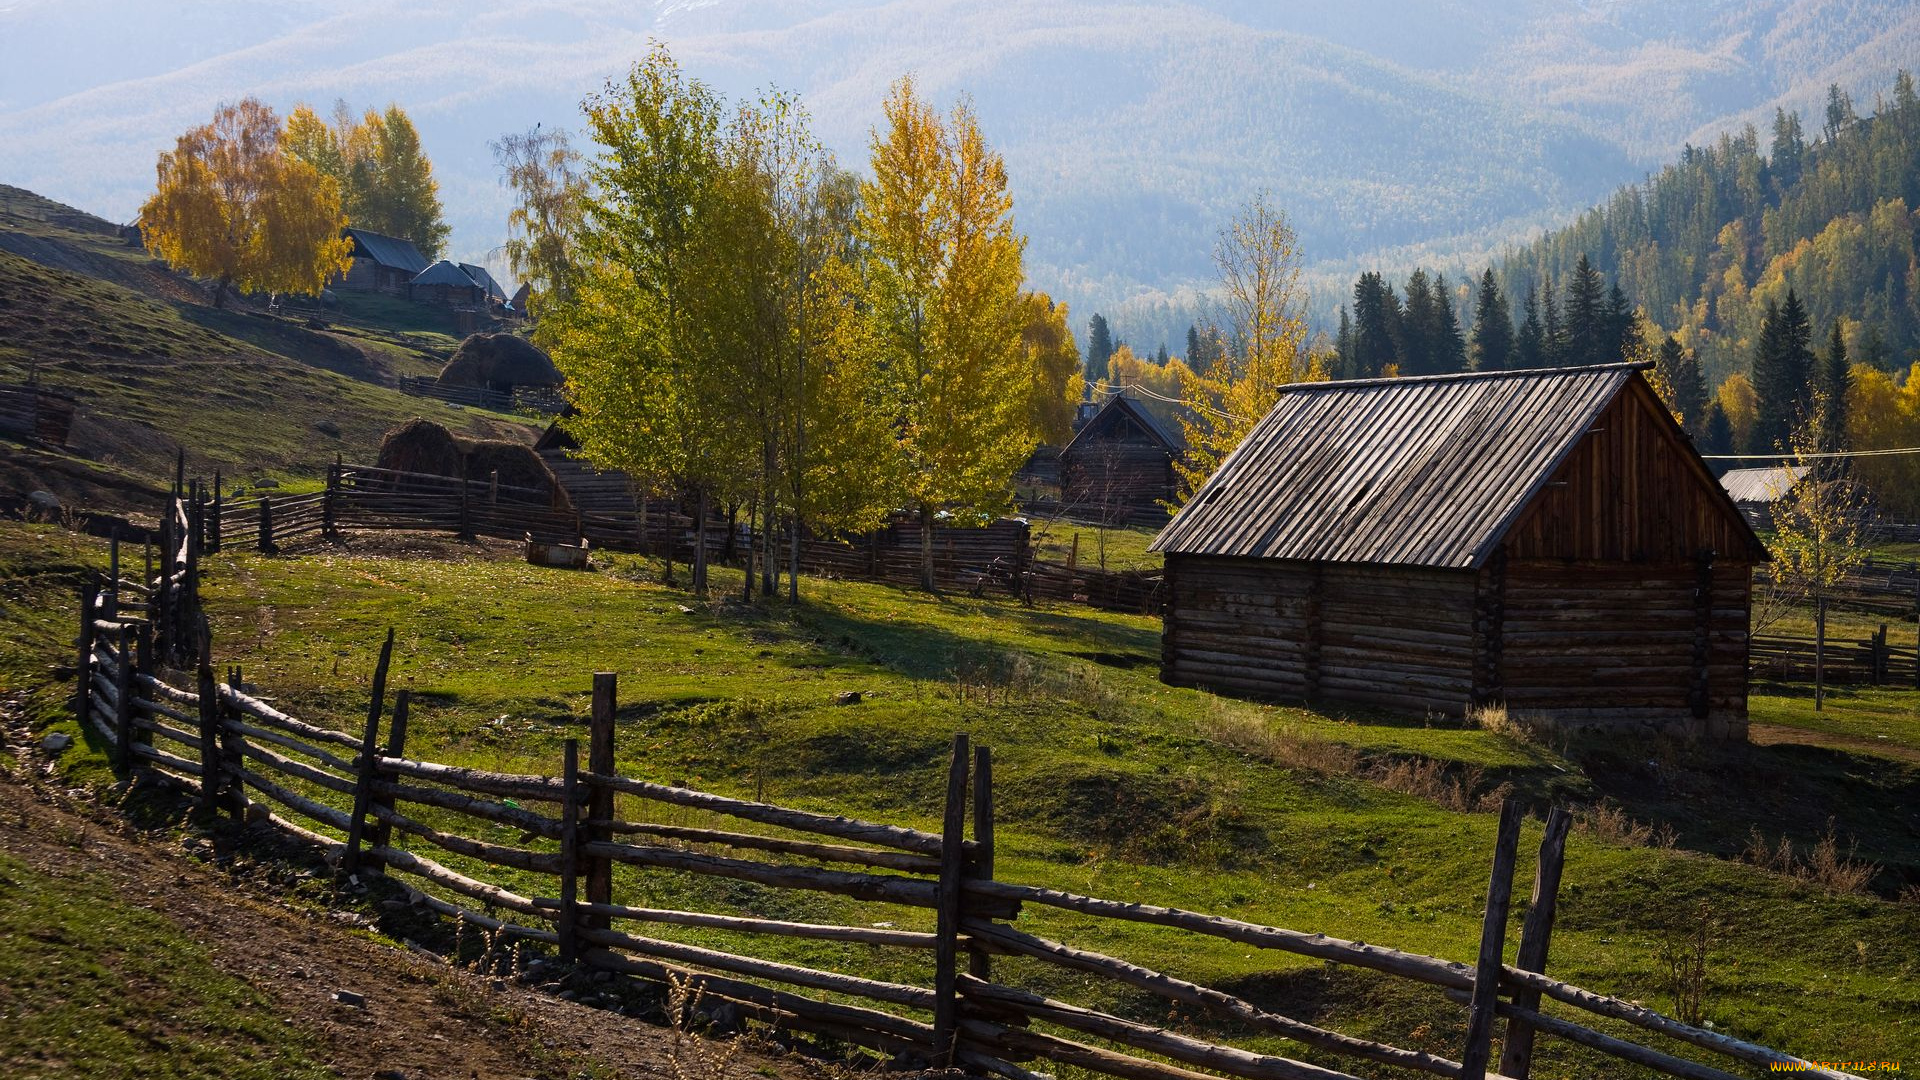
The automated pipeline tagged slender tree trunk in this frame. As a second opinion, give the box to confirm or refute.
[761,460,776,597]
[742,498,756,601]
[693,487,709,597]
[920,502,937,593]
[212,274,232,310]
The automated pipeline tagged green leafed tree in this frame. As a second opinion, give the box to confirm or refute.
[1471,269,1514,371]
[491,124,587,319]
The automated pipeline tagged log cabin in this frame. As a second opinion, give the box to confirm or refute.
[1151,363,1766,739]
[1060,394,1183,526]
[337,228,429,293]
[410,260,489,308]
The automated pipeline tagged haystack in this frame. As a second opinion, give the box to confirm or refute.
[373,418,570,509]
[438,334,562,393]
[375,418,464,479]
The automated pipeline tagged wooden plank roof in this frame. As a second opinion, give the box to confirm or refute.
[343,228,429,274]
[1061,393,1184,456]
[1719,464,1805,504]
[1151,363,1683,569]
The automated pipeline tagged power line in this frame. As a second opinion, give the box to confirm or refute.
[1702,446,1920,461]
[1094,381,1252,425]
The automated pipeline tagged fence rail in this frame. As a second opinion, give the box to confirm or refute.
[211,461,1166,615]
[74,561,1863,1080]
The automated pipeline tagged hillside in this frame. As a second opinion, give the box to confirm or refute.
[2,0,1915,336]
[0,188,537,510]
[1489,71,1920,389]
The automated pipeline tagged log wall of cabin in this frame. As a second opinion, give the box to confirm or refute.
[1061,438,1175,523]
[1484,558,1751,737]
[1161,555,1476,713]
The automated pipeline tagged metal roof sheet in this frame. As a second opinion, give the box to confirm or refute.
[412,260,482,287]
[1150,364,1644,569]
[1718,465,1805,504]
[343,228,430,274]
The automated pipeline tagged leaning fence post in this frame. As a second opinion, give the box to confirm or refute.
[322,460,339,539]
[344,629,395,875]
[113,623,134,774]
[106,529,120,618]
[967,743,995,981]
[559,738,582,963]
[195,619,221,816]
[1461,798,1526,1080]
[76,578,98,724]
[1498,805,1572,1080]
[585,673,617,932]
[220,666,249,821]
[368,689,409,853]
[932,732,971,1069]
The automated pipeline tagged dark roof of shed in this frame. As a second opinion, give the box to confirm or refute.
[343,228,430,274]
[1062,393,1184,456]
[459,262,509,302]
[412,260,483,288]
[1151,363,1670,569]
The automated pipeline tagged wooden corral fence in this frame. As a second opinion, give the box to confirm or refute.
[1750,630,1919,687]
[0,382,77,447]
[72,583,1862,1080]
[211,462,1165,615]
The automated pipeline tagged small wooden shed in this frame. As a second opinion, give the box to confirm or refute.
[1060,394,1183,525]
[410,260,487,307]
[338,228,429,293]
[1718,465,1806,530]
[1152,363,1767,738]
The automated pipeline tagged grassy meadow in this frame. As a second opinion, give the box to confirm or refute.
[6,520,1917,1078]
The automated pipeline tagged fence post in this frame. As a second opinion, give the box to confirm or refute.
[106,529,120,618]
[322,460,339,539]
[136,617,152,676]
[967,743,995,981]
[344,629,395,876]
[368,689,409,853]
[585,673,617,932]
[1460,798,1526,1080]
[194,617,221,815]
[1498,806,1572,1080]
[113,624,134,774]
[210,471,222,554]
[458,478,473,541]
[932,732,971,1069]
[75,578,98,724]
[559,738,582,963]
[258,496,278,555]
[220,666,249,821]
[1874,624,1888,685]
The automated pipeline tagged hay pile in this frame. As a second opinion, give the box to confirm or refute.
[437,333,562,392]
[374,419,571,509]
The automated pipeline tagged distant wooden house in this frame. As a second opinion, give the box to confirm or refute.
[338,228,430,293]
[1060,394,1183,525]
[1718,465,1806,530]
[459,263,510,308]
[1152,363,1767,739]
[410,260,488,308]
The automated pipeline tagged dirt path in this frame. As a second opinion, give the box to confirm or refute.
[0,745,820,1080]
[1748,721,1920,764]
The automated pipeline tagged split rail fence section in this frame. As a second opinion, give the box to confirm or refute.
[74,594,1857,1080]
[213,462,1166,614]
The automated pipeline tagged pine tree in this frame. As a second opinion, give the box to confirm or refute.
[1704,400,1734,458]
[1470,269,1513,371]
[1434,273,1467,372]
[1334,307,1354,378]
[1400,269,1436,374]
[1656,336,1707,432]
[1155,342,1169,366]
[1516,283,1545,369]
[1086,313,1114,384]
[1604,283,1635,363]
[1816,320,1851,459]
[1186,324,1202,367]
[1351,271,1399,377]
[1824,83,1856,143]
[1541,276,1566,366]
[1770,107,1806,188]
[1751,290,1816,451]
[1564,255,1606,366]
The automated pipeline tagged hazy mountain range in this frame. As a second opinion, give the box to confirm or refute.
[2,0,1914,347]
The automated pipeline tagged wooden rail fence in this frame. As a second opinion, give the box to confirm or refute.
[208,462,1166,614]
[72,577,1861,1080]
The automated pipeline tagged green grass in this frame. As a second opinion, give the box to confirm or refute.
[0,250,536,496]
[5,523,1917,1075]
[0,850,332,1080]
[1029,521,1164,572]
